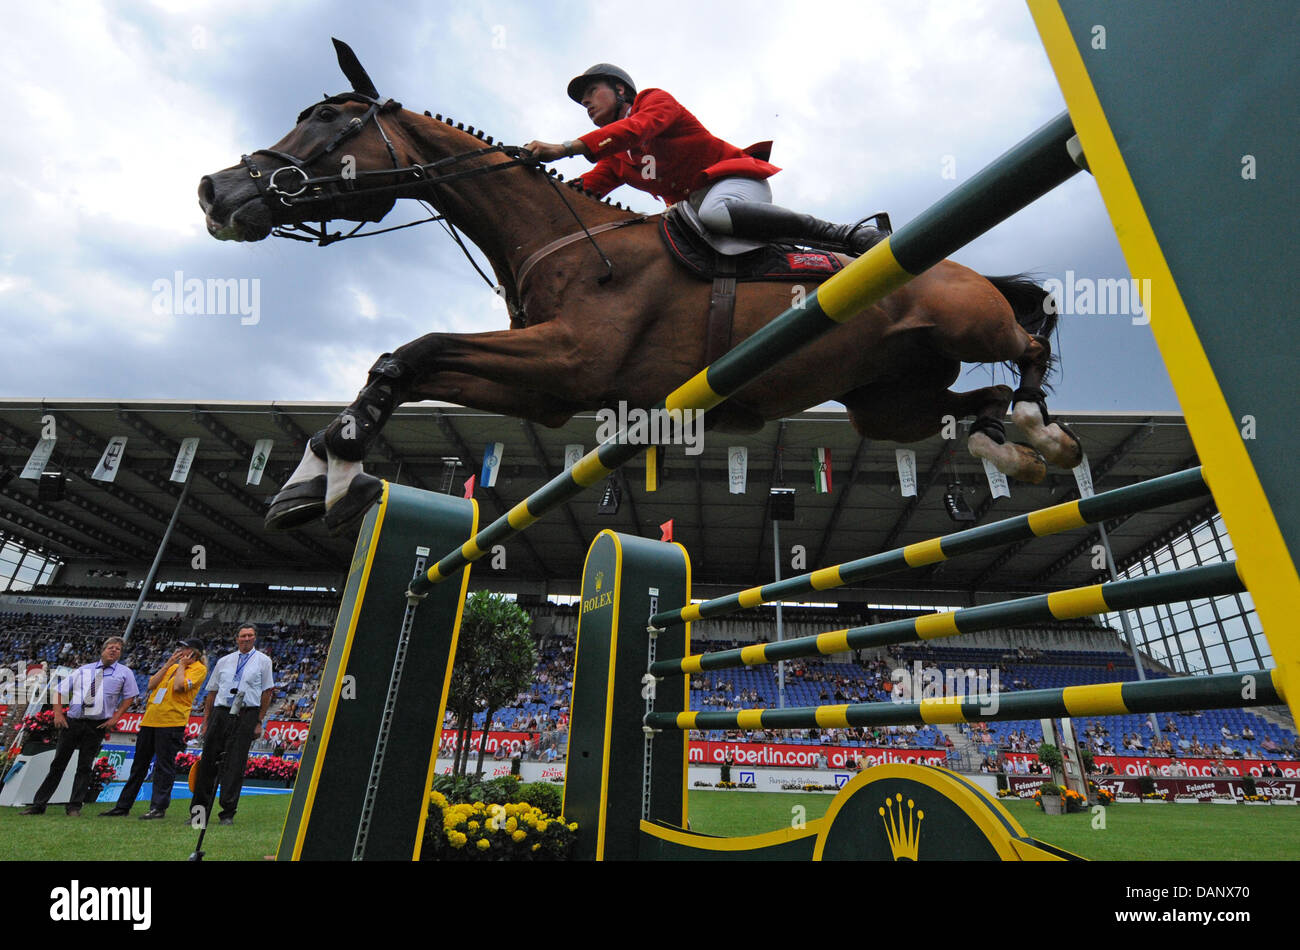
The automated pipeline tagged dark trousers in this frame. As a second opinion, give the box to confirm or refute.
[115,725,186,812]
[192,707,259,821]
[31,718,108,810]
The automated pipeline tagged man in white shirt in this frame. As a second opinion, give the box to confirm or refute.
[191,623,275,827]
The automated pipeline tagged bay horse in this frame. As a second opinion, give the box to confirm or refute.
[198,40,1080,534]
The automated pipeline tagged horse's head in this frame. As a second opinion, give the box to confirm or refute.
[198,39,409,242]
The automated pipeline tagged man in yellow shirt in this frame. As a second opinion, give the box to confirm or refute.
[100,639,207,819]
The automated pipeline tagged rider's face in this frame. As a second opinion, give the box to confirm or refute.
[581,82,623,126]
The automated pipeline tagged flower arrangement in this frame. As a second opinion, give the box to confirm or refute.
[19,711,57,744]
[86,755,117,799]
[244,755,299,781]
[1242,794,1270,803]
[424,790,578,861]
[174,751,199,771]
[1063,788,1087,813]
[1141,791,1168,801]
[1094,787,1116,806]
[694,781,714,788]
[716,780,737,789]
[996,788,1013,798]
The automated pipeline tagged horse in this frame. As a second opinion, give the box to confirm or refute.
[197,40,1080,534]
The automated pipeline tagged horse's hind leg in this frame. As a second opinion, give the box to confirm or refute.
[1011,334,1083,469]
[840,381,1047,484]
[963,385,1047,485]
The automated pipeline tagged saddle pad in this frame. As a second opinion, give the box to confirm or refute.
[659,205,845,282]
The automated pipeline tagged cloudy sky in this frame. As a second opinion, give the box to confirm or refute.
[0,0,1178,413]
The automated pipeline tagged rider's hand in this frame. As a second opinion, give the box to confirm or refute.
[523,141,568,162]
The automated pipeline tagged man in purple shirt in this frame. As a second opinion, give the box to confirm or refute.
[20,636,139,817]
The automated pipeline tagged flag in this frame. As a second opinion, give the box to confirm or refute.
[91,436,128,483]
[170,438,200,483]
[463,474,476,498]
[564,444,583,470]
[481,441,504,488]
[981,458,1010,499]
[728,447,747,494]
[645,446,658,492]
[247,438,273,486]
[812,447,832,493]
[660,519,674,542]
[1072,452,1095,498]
[20,438,56,480]
[895,449,917,497]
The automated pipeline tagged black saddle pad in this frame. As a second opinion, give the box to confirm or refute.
[659,205,845,282]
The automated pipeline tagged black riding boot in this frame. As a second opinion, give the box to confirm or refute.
[725,203,890,256]
[323,353,412,461]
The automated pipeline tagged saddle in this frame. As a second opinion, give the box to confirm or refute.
[658,205,845,364]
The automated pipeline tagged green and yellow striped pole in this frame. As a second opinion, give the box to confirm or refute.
[648,560,1243,677]
[407,111,1081,599]
[648,668,1283,732]
[651,466,1209,628]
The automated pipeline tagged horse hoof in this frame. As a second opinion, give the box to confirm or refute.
[264,476,327,531]
[323,473,385,537]
[1011,443,1047,484]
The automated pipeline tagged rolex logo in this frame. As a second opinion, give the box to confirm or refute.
[879,792,923,861]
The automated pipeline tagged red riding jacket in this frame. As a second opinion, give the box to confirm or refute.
[575,88,780,203]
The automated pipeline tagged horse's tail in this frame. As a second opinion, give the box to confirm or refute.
[985,273,1060,386]
[983,273,1058,339]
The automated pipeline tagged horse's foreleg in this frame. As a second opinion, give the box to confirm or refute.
[409,372,585,428]
[1010,335,1083,469]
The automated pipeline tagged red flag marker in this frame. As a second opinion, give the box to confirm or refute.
[660,519,674,542]
[463,474,476,498]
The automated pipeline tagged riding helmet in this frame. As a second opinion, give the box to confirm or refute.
[567,64,637,104]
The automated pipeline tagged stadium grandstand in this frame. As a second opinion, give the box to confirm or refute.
[1,399,1295,796]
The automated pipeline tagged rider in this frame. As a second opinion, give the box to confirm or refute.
[524,64,886,255]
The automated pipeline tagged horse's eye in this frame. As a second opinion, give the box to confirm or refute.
[318,108,337,121]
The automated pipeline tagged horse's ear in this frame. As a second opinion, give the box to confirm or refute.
[332,38,380,99]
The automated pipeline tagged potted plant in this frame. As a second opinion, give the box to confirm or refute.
[1036,782,1066,814]
[18,711,58,755]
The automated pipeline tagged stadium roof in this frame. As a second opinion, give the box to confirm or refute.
[0,399,1207,602]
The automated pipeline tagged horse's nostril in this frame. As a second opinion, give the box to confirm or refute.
[198,177,215,208]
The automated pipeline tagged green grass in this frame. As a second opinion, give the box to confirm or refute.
[7,791,1298,861]
[0,796,290,862]
[684,791,1300,860]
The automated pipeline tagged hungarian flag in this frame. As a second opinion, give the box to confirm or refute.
[812,447,832,493]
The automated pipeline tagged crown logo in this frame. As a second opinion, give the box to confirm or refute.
[595,571,604,591]
[879,793,923,861]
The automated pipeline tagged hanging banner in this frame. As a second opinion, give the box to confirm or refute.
[91,436,128,483]
[645,446,658,492]
[463,474,476,499]
[20,438,57,480]
[660,519,674,542]
[481,441,504,488]
[895,449,917,498]
[246,438,273,486]
[980,457,1010,499]
[1073,452,1095,498]
[812,448,832,493]
[728,446,748,494]
[564,444,584,470]
[170,438,199,484]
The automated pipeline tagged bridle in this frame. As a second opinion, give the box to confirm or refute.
[235,91,630,307]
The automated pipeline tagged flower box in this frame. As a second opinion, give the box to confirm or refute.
[1173,795,1200,804]
[1270,799,1297,806]
[1211,797,1236,804]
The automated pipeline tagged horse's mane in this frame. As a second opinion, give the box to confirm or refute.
[295,92,646,220]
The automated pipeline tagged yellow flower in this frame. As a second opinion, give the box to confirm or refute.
[531,843,541,852]
[429,791,448,807]
[467,821,479,832]
[568,822,578,832]
[477,838,491,851]
[486,818,499,832]
[512,829,527,842]
[505,817,517,833]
